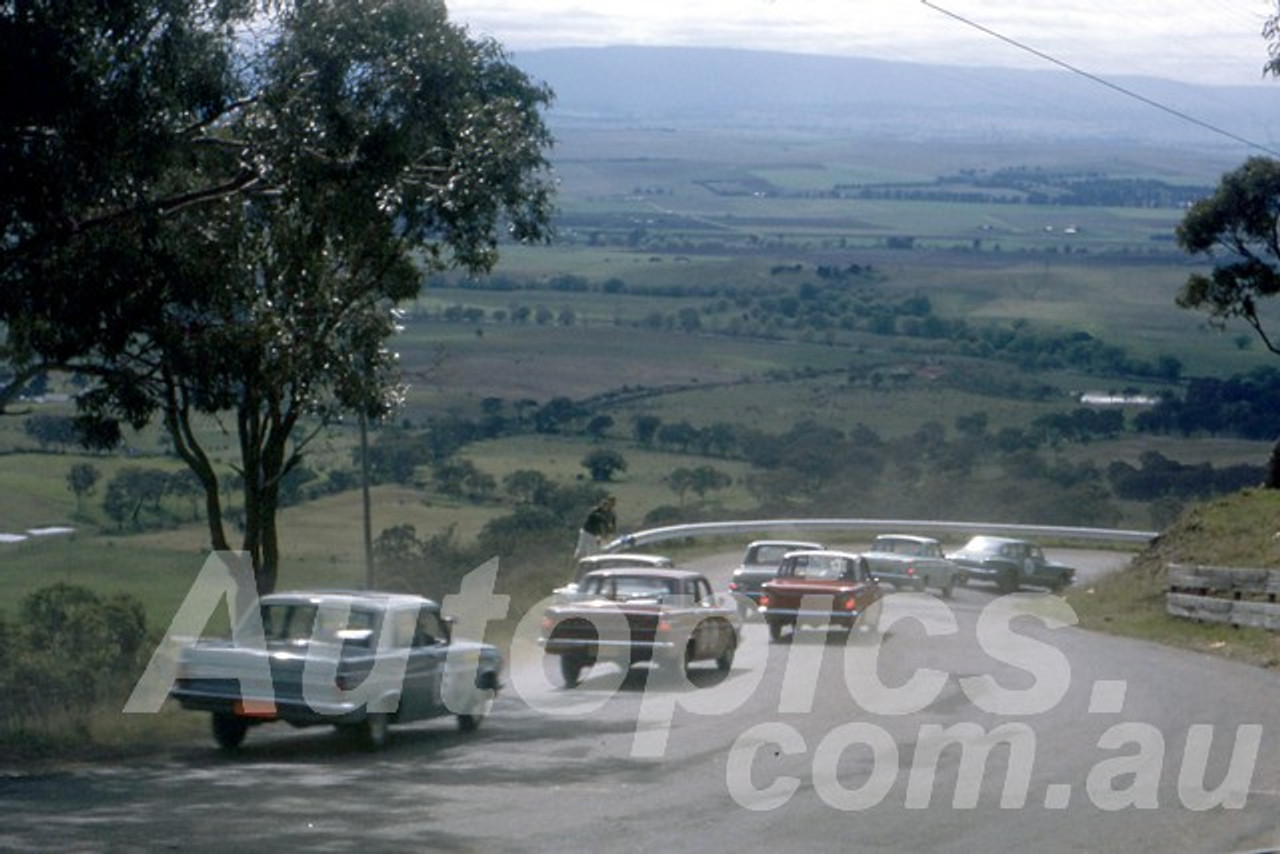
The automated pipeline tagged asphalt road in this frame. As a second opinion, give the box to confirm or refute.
[3,549,1279,854]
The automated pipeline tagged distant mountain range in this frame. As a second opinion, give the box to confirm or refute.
[512,46,1280,151]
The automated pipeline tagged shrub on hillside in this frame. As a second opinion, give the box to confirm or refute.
[0,583,149,735]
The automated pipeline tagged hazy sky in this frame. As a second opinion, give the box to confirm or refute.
[447,0,1280,87]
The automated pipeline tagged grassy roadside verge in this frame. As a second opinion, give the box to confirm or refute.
[1068,487,1280,669]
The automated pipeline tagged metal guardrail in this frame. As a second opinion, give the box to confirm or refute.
[605,518,1159,552]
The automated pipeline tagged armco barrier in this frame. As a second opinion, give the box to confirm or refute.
[604,518,1158,552]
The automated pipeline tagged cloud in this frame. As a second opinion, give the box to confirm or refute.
[449,0,1279,86]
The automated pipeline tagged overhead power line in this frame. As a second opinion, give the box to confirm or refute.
[921,0,1280,158]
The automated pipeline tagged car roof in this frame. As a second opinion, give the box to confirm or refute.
[781,549,864,561]
[261,590,437,609]
[748,539,825,548]
[872,533,938,543]
[962,535,1029,547]
[578,552,673,565]
[580,567,707,581]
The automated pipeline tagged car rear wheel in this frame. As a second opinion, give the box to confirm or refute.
[211,712,249,751]
[767,620,784,642]
[997,569,1019,594]
[862,601,882,635]
[716,632,737,671]
[457,710,485,732]
[559,655,585,688]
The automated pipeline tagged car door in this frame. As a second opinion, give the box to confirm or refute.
[1025,544,1048,580]
[857,556,880,602]
[1017,543,1039,577]
[398,606,448,722]
[691,577,723,658]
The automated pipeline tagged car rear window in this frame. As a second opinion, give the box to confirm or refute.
[751,545,794,565]
[261,603,377,645]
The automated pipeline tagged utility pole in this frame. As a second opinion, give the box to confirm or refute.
[360,411,374,588]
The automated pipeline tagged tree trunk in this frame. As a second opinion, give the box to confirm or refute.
[163,381,231,552]
[259,486,280,596]
[237,388,269,594]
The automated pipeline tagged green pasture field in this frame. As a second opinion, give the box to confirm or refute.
[544,127,1224,257]
[461,433,757,518]
[425,251,1263,381]
[393,320,855,417]
[398,291,1261,426]
[0,538,212,627]
[550,128,1237,193]
[0,481,503,623]
[0,451,192,532]
[603,373,1069,437]
[128,484,500,564]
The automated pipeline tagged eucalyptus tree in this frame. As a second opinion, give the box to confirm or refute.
[2,0,556,592]
[1173,14,1280,490]
[1175,157,1280,487]
[1,0,254,407]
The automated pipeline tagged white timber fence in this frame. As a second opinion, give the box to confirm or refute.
[1166,563,1280,631]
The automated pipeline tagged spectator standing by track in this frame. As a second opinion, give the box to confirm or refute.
[575,495,617,558]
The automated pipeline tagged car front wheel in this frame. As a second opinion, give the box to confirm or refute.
[211,712,249,751]
[360,712,390,750]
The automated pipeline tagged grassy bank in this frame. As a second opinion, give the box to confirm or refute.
[1068,487,1280,668]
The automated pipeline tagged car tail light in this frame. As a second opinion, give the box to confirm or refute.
[906,566,917,576]
[728,581,740,591]
[540,616,554,634]
[758,593,770,608]
[840,595,857,612]
[658,618,672,633]
[234,699,276,717]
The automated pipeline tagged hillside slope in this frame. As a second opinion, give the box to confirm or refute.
[1072,488,1280,669]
